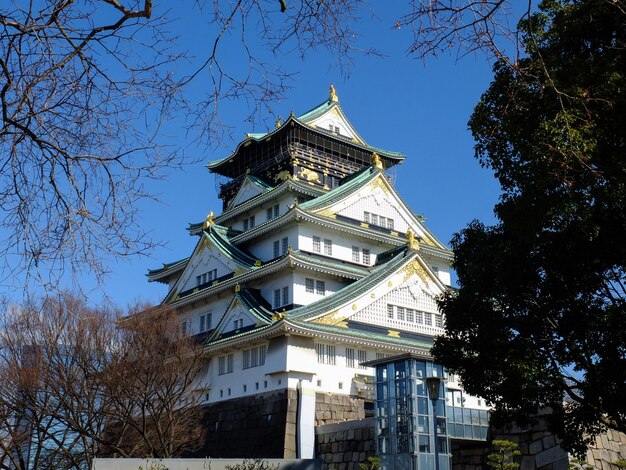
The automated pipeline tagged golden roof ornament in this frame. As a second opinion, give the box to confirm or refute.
[203,211,215,229]
[275,116,282,128]
[329,84,338,102]
[371,152,383,170]
[406,229,420,251]
[234,284,241,293]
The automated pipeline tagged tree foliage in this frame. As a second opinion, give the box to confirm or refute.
[433,0,626,455]
[0,294,205,469]
[487,440,521,470]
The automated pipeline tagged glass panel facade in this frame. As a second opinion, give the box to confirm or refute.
[374,358,451,470]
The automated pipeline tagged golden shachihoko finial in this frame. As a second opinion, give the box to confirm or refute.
[371,152,383,170]
[406,229,420,251]
[275,116,282,128]
[329,84,338,102]
[203,211,215,229]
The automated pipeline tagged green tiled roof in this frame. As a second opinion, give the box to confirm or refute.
[204,224,258,267]
[299,166,377,212]
[147,257,189,277]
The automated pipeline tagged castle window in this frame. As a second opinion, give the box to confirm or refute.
[415,311,424,324]
[352,246,360,263]
[282,237,288,254]
[387,305,394,319]
[273,286,289,308]
[345,347,355,368]
[180,320,188,336]
[218,354,234,375]
[397,307,405,321]
[233,318,243,330]
[435,314,443,328]
[358,349,368,369]
[406,309,414,323]
[266,204,279,221]
[243,218,248,231]
[312,236,321,253]
[424,312,433,326]
[316,343,336,365]
[363,211,394,230]
[243,345,266,369]
[323,239,332,256]
[273,240,280,258]
[199,313,212,332]
[305,278,315,293]
[315,280,325,295]
[362,248,371,264]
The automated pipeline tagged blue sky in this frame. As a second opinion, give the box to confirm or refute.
[74,3,503,307]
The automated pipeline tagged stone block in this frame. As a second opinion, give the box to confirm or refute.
[355,428,363,440]
[536,446,567,468]
[338,464,347,470]
[332,453,343,463]
[600,448,611,462]
[332,442,339,453]
[352,452,360,462]
[543,435,556,449]
[609,440,621,452]
[552,458,569,470]
[601,461,611,470]
[347,429,355,440]
[521,456,535,470]
[601,435,610,449]
[530,439,544,455]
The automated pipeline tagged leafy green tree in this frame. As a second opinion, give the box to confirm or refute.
[433,0,626,456]
[487,440,521,470]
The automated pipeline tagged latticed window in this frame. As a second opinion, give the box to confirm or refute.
[406,309,414,323]
[424,312,433,326]
[312,236,321,253]
[323,239,332,256]
[352,246,360,263]
[282,286,289,306]
[282,237,288,254]
[362,248,371,264]
[273,240,280,258]
[345,347,355,368]
[387,304,394,318]
[397,307,405,321]
[435,314,443,328]
[305,278,315,293]
[243,345,266,369]
[316,343,336,365]
[316,280,325,295]
[273,289,281,308]
[218,354,234,375]
[358,349,367,369]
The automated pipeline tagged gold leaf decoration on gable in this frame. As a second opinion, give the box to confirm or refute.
[388,330,401,338]
[316,208,336,218]
[314,310,348,326]
[370,178,390,195]
[401,259,430,287]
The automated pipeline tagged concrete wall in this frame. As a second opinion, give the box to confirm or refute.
[315,418,376,470]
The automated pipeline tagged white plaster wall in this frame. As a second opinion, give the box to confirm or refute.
[311,343,377,396]
[249,271,295,308]
[292,271,349,307]
[177,296,231,336]
[244,223,300,261]
[337,188,411,233]
[297,223,385,266]
[225,192,296,232]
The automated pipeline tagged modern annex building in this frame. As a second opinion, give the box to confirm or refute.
[146,87,488,467]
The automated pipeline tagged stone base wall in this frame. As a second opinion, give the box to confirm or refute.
[585,429,626,470]
[315,393,366,426]
[452,413,626,470]
[191,389,296,459]
[315,418,376,470]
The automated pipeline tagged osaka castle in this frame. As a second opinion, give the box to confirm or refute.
[146,86,488,466]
